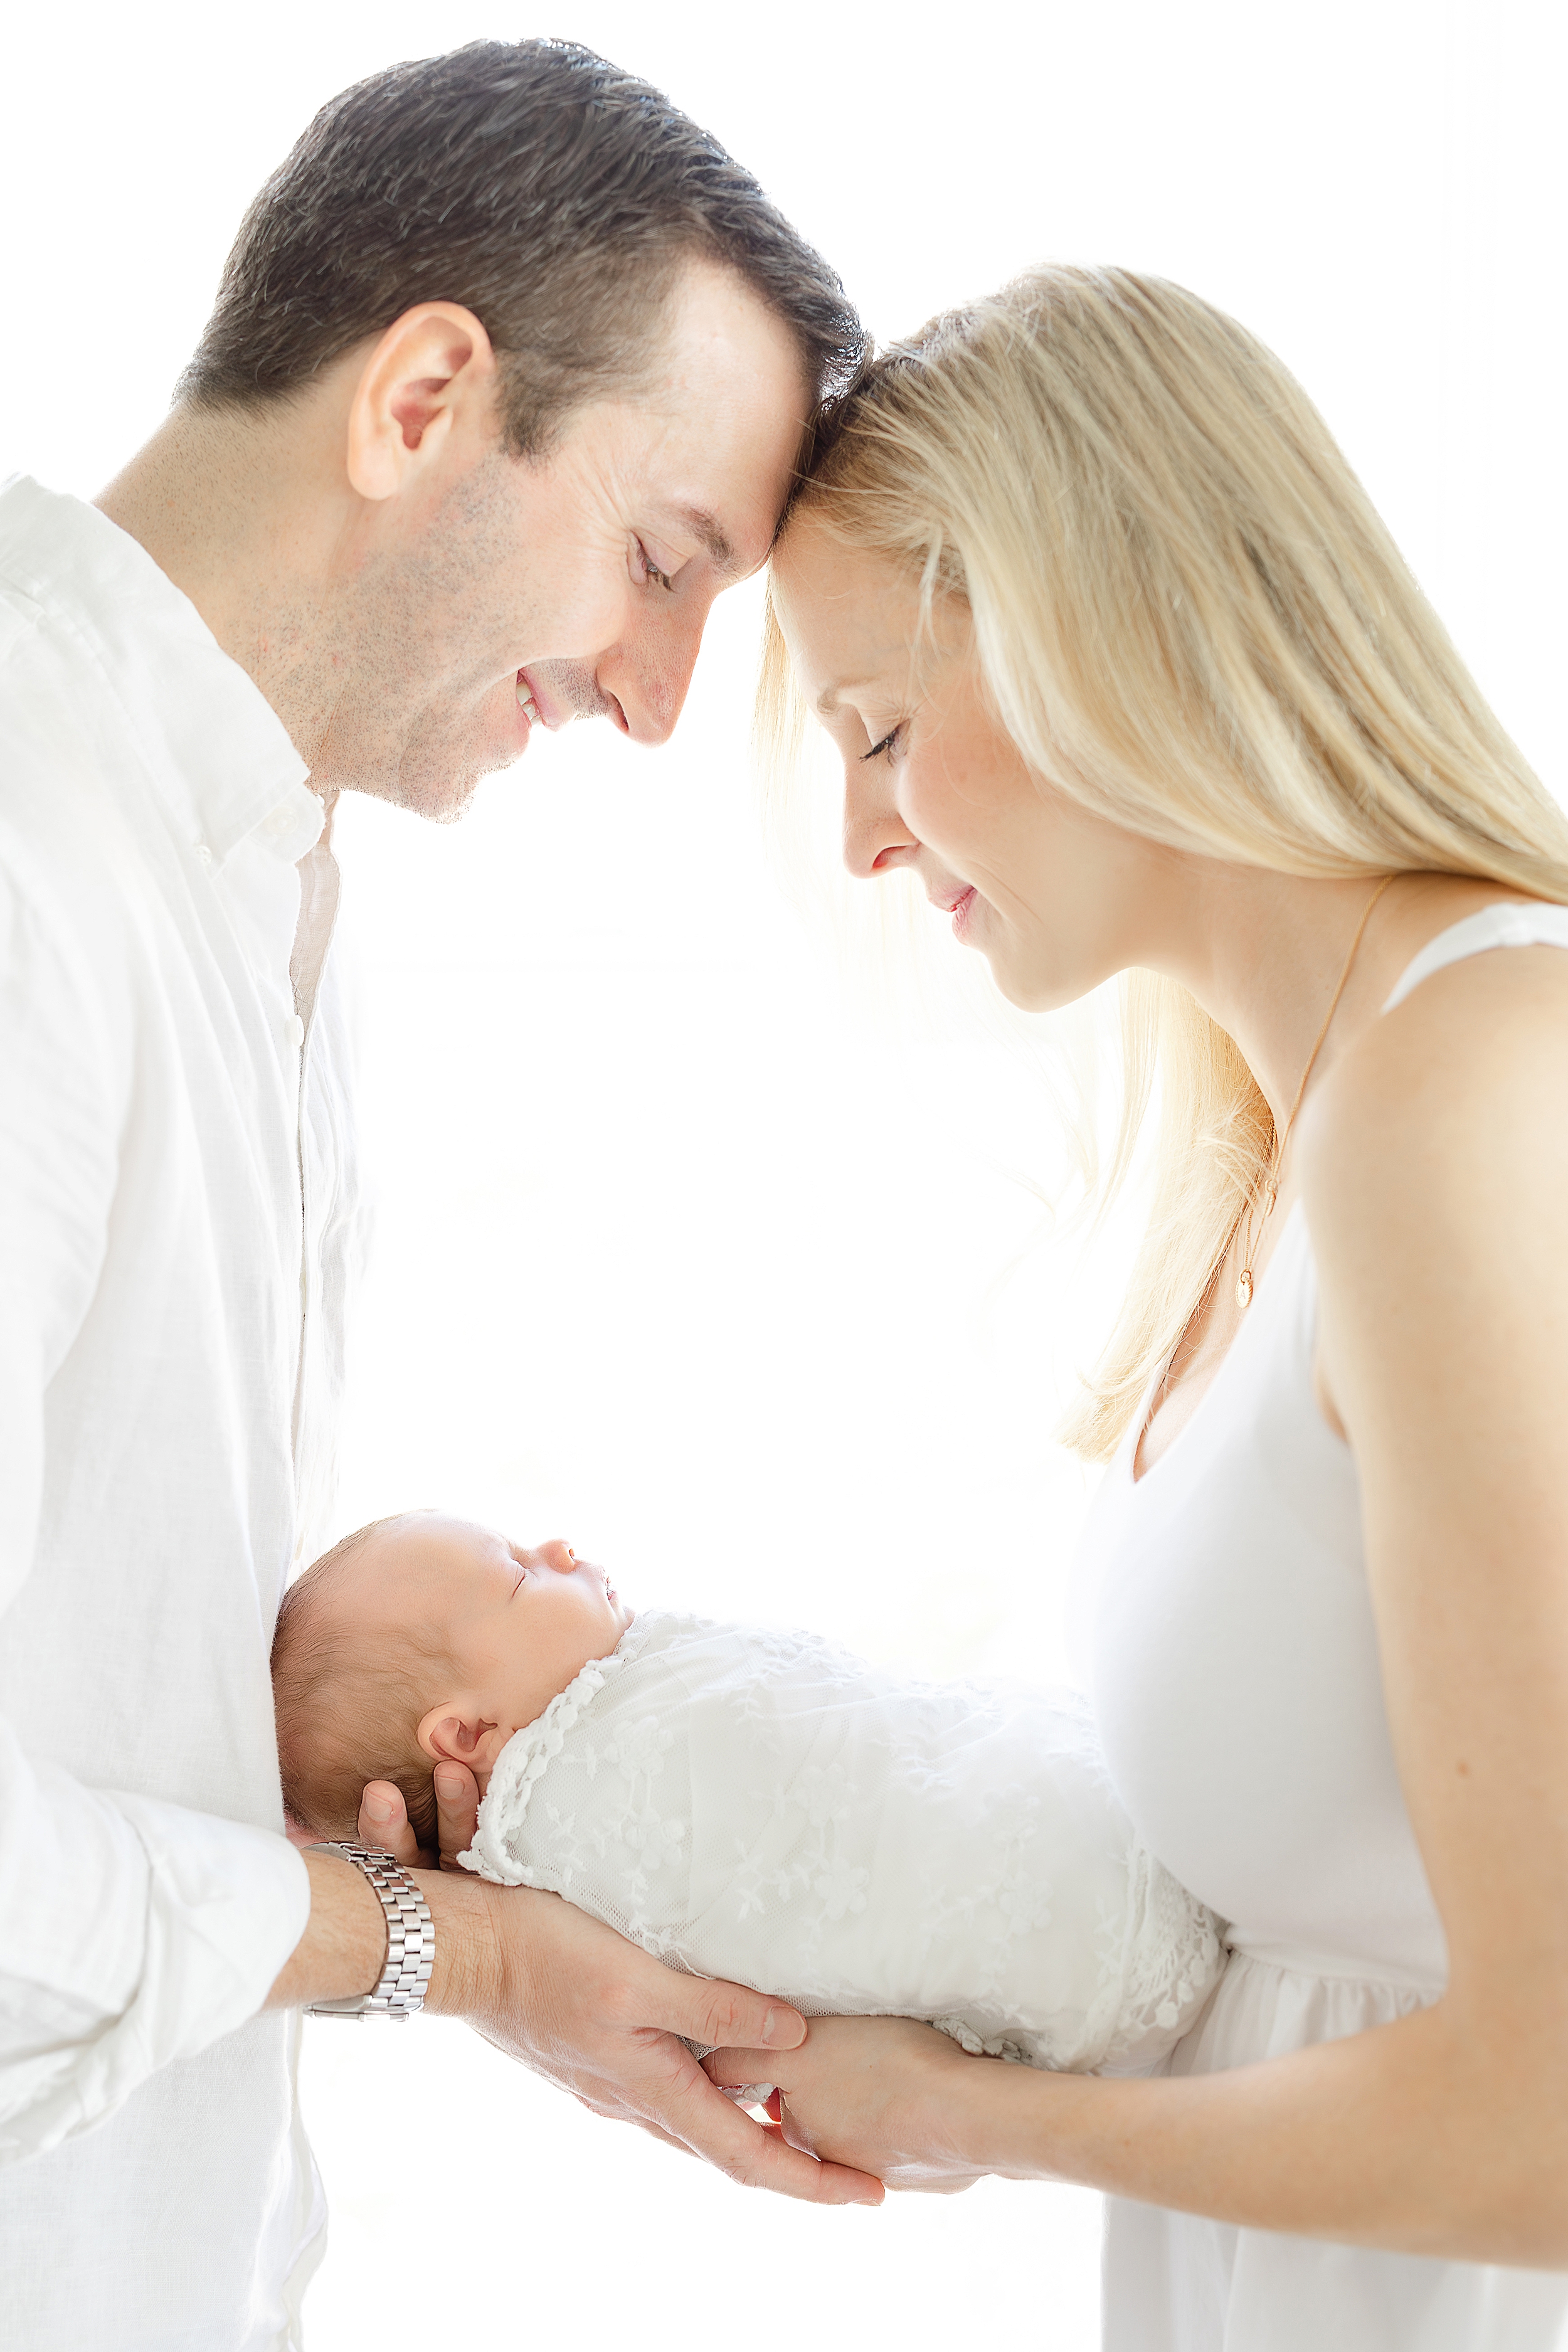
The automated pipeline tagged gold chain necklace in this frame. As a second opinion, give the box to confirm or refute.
[1233,874,1397,1309]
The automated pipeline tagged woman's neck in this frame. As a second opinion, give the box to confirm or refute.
[1142,865,1524,1126]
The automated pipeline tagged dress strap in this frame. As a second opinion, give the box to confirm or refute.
[1381,901,1568,1014]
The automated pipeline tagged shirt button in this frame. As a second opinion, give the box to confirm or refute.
[196,842,213,867]
[285,1014,305,1049]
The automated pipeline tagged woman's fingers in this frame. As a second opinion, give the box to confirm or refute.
[707,2043,788,2089]
[705,2015,989,2194]
[617,1965,881,2196]
[654,2051,883,2204]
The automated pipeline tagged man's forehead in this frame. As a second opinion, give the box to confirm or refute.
[635,279,812,563]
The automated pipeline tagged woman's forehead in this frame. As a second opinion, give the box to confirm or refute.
[774,536,919,689]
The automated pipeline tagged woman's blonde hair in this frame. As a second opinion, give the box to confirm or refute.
[760,267,1568,1461]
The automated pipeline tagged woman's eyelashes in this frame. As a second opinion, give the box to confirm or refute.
[861,723,906,764]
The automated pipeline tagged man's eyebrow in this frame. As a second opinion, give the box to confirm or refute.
[675,506,741,576]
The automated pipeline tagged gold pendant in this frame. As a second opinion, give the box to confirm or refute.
[1236,1267,1254,1308]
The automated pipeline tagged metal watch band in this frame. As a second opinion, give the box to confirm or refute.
[304,1841,434,2021]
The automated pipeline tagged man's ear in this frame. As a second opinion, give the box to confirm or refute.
[416,1700,509,1774]
[346,302,500,502]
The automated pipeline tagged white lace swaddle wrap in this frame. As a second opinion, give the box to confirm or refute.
[460,1610,1224,2072]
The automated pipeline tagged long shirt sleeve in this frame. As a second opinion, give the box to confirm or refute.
[0,475,359,2336]
[0,847,310,2158]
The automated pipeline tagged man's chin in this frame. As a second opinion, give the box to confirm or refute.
[322,734,526,825]
[380,769,489,827]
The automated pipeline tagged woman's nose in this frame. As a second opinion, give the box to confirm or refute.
[842,761,919,881]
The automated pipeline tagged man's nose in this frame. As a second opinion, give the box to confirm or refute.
[597,595,712,747]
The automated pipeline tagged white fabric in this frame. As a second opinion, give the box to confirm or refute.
[462,1609,1225,2074]
[1078,903,1568,2349]
[0,474,364,2348]
[1379,899,1568,1013]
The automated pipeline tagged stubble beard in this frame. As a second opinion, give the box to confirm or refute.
[312,686,499,824]
[303,521,532,824]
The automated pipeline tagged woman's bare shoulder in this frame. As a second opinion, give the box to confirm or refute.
[1297,935,1565,1313]
[1306,937,1568,1192]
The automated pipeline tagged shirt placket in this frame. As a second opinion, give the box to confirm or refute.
[287,826,342,1486]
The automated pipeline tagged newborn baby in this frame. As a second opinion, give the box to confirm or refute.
[272,1511,1224,2073]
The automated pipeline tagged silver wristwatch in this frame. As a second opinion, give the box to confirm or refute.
[304,1841,435,2021]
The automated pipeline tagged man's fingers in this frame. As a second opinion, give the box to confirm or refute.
[661,2060,882,2205]
[433,1762,480,1869]
[665,1976,806,2057]
[357,1779,421,1867]
[354,1768,477,1870]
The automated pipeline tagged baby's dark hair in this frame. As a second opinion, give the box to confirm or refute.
[271,1514,452,1846]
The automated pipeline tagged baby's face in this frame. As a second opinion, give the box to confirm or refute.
[341,1512,633,1783]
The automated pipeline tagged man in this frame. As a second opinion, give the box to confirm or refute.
[0,40,875,2350]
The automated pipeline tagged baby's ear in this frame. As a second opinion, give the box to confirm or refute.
[416,1703,507,1774]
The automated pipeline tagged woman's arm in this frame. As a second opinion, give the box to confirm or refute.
[713,947,1568,2264]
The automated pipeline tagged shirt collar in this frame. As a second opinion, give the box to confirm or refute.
[0,472,321,867]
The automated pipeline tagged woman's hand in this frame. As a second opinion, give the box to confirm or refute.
[707,2014,1002,2193]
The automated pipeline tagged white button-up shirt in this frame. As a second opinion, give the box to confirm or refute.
[0,475,363,2348]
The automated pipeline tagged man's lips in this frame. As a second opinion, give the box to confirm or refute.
[516,667,564,731]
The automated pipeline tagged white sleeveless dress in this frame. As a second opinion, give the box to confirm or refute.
[1078,903,1568,2351]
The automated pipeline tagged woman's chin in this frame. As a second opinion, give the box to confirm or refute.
[989,955,1090,1015]
[984,954,1051,1013]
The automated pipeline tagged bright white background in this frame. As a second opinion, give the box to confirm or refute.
[4,1,1564,2344]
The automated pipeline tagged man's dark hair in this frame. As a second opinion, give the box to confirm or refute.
[177,39,864,455]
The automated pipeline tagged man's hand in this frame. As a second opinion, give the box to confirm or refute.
[356,1767,479,1869]
[450,1882,884,2202]
[349,1771,882,2206]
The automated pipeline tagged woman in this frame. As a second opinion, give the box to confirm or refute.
[708,269,1568,2348]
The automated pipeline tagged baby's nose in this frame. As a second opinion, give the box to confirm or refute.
[536,1539,578,1576]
